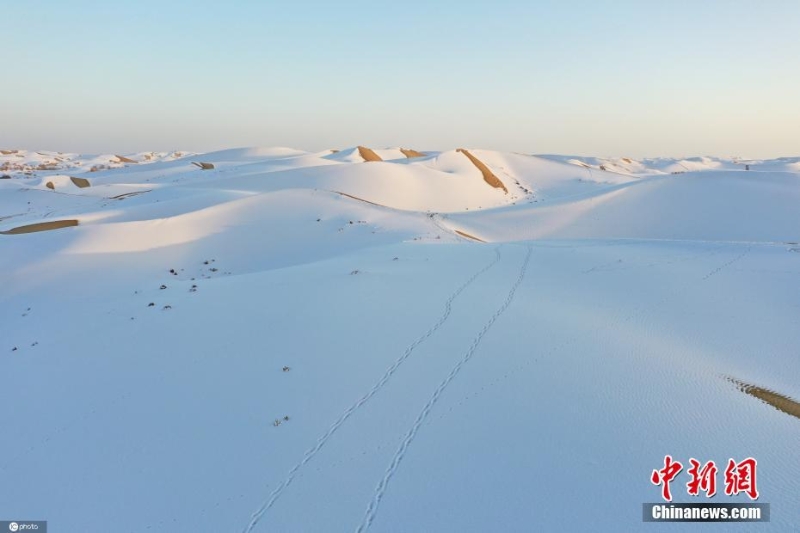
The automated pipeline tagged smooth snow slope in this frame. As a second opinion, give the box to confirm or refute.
[1,147,799,532]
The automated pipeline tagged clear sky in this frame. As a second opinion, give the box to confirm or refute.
[4,0,799,157]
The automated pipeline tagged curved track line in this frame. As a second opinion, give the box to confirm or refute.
[355,244,533,533]
[702,246,751,280]
[242,247,502,532]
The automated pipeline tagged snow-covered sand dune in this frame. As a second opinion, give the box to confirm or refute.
[1,146,798,531]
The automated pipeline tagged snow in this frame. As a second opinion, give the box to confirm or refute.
[540,153,800,177]
[1,146,799,531]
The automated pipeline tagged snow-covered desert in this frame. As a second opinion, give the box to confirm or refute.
[1,147,799,531]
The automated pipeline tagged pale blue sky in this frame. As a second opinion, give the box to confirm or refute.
[4,1,799,157]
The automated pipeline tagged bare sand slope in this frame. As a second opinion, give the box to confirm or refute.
[400,148,426,158]
[732,378,800,421]
[108,190,151,200]
[456,149,508,193]
[334,191,387,208]
[42,176,91,190]
[358,146,383,162]
[0,219,79,234]
[454,230,486,242]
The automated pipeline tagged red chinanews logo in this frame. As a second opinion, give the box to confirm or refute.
[651,456,759,501]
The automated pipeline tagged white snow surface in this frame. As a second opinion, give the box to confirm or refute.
[2,146,799,532]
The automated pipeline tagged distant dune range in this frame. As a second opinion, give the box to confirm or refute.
[2,145,800,243]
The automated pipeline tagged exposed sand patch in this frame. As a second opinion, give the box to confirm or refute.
[114,155,138,164]
[400,148,426,158]
[334,191,386,208]
[358,146,383,162]
[192,162,215,170]
[0,149,19,155]
[70,177,91,188]
[1,219,79,235]
[108,190,151,200]
[456,149,508,193]
[43,177,91,189]
[455,230,486,243]
[730,378,800,421]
